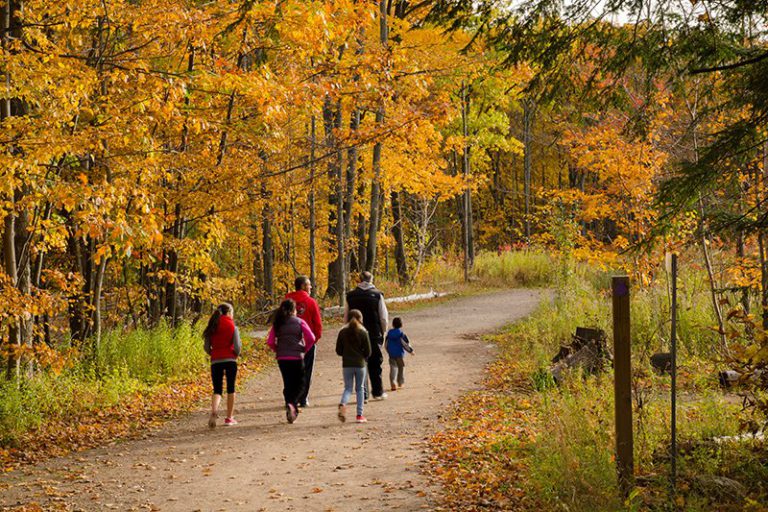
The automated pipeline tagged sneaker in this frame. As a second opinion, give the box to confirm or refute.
[207,413,217,429]
[286,404,297,424]
[391,384,397,392]
[223,417,238,426]
[355,415,368,423]
[373,393,388,400]
[299,400,309,408]
[338,404,346,423]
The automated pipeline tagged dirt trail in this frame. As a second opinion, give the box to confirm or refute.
[1,289,544,512]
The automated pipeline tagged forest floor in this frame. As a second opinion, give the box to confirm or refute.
[0,289,544,512]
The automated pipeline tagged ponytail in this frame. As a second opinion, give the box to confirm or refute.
[204,303,233,339]
[273,299,296,330]
[347,309,363,331]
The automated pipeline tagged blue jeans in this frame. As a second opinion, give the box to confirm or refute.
[341,366,367,417]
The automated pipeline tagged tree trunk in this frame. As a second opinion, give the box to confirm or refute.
[344,108,360,274]
[324,97,345,299]
[364,0,388,274]
[309,116,317,297]
[760,148,768,330]
[165,48,194,327]
[697,196,728,349]
[759,231,768,330]
[14,203,32,375]
[461,83,474,280]
[523,99,533,241]
[391,190,408,283]
[3,209,19,379]
[2,0,24,379]
[262,183,274,299]
[366,110,384,273]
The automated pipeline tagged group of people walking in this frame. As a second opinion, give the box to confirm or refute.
[202,271,414,427]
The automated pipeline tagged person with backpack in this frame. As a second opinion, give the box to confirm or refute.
[203,303,242,428]
[344,271,388,400]
[335,309,372,423]
[285,276,323,408]
[266,299,316,423]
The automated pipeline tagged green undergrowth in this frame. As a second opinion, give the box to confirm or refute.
[0,321,226,448]
[431,257,768,511]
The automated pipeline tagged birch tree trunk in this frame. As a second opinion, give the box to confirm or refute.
[309,116,317,297]
[523,99,533,241]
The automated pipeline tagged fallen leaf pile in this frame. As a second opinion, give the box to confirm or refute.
[427,332,543,511]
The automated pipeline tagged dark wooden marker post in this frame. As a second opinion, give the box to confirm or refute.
[612,276,634,495]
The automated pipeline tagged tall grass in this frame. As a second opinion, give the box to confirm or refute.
[98,321,206,384]
[489,258,765,510]
[473,250,559,288]
[0,322,206,446]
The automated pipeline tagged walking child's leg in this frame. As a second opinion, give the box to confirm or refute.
[340,367,355,405]
[209,363,224,428]
[389,358,398,390]
[225,361,238,417]
[278,360,292,405]
[211,363,225,413]
[397,358,405,386]
[211,394,222,414]
[288,360,304,408]
[355,367,366,417]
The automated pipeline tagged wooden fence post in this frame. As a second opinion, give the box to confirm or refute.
[612,276,634,495]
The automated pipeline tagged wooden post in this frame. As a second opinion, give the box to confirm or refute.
[612,276,634,495]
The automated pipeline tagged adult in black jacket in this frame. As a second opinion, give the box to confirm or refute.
[344,271,389,399]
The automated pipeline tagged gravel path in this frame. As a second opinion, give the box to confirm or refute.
[1,289,544,512]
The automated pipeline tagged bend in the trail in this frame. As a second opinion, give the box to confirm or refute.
[1,289,544,512]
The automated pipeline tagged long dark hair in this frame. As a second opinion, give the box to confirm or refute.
[203,303,233,340]
[273,299,296,330]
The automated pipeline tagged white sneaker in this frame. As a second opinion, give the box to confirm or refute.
[373,393,388,400]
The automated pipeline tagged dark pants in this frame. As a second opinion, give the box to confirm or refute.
[297,345,316,405]
[211,361,238,395]
[278,359,304,408]
[367,340,384,398]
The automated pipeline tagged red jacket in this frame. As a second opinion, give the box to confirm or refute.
[210,315,237,361]
[285,290,322,341]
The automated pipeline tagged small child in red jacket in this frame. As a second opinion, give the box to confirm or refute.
[204,303,242,428]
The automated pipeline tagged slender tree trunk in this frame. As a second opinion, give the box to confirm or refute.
[760,147,768,330]
[759,232,768,330]
[391,190,408,283]
[3,209,19,379]
[262,183,274,299]
[324,97,345,299]
[364,0,388,274]
[2,0,24,379]
[165,48,194,327]
[461,83,474,280]
[366,109,384,273]
[344,109,360,274]
[697,196,728,349]
[523,99,533,241]
[737,230,749,313]
[309,116,317,297]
